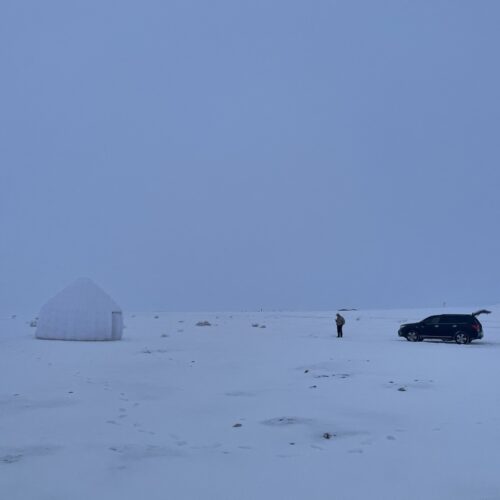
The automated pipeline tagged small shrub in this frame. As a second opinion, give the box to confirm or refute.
[196,321,211,327]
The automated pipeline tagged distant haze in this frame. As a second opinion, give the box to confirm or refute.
[1,1,499,313]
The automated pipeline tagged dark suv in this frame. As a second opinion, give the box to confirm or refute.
[398,314,484,344]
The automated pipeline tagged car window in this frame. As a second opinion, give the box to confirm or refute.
[446,315,472,324]
[423,316,440,325]
[440,315,462,324]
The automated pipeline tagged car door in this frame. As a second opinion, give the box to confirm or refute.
[422,316,441,338]
[437,315,455,339]
[443,315,467,339]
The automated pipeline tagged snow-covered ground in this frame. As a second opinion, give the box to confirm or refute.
[1,307,500,500]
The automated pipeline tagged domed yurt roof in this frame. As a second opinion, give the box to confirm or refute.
[36,278,123,341]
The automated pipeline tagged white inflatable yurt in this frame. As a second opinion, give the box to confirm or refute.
[36,278,123,341]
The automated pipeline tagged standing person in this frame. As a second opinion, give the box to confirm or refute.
[336,313,345,338]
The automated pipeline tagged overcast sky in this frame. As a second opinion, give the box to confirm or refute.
[1,1,499,313]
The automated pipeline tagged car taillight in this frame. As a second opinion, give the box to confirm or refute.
[472,323,480,332]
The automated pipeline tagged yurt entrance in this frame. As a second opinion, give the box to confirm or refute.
[111,311,123,340]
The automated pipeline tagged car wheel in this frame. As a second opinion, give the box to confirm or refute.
[407,331,419,342]
[455,332,469,344]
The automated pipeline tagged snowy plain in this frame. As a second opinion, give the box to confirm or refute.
[1,307,500,500]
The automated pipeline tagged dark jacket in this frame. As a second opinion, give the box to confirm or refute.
[335,314,345,326]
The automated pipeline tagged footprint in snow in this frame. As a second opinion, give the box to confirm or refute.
[262,416,314,426]
[0,454,23,464]
[225,391,256,397]
[388,380,434,390]
[0,446,58,464]
[109,444,183,460]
